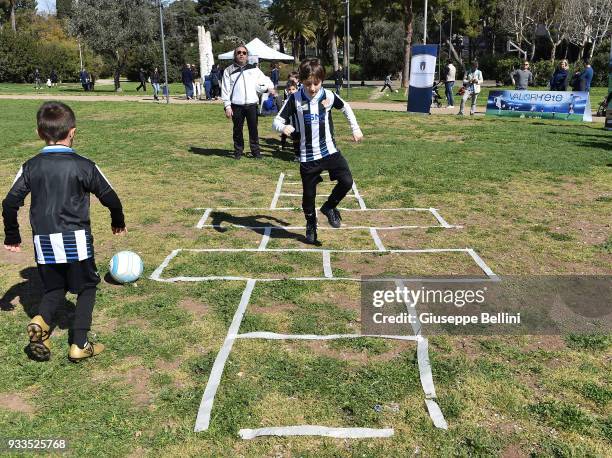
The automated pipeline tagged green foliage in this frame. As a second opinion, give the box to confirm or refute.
[358,19,404,79]
[565,334,610,351]
[530,400,593,433]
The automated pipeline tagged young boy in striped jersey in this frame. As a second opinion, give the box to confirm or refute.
[2,101,127,362]
[273,59,363,244]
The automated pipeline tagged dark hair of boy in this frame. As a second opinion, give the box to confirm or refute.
[286,79,298,89]
[289,71,299,79]
[36,102,76,143]
[298,58,326,82]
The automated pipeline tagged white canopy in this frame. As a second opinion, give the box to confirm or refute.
[218,38,294,61]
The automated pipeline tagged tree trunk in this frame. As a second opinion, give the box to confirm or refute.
[299,35,306,60]
[10,2,16,32]
[401,0,414,89]
[328,14,339,71]
[550,41,557,61]
[278,36,285,54]
[529,41,536,61]
[446,39,464,70]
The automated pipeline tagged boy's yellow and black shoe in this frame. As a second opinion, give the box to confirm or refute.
[68,342,105,362]
[26,315,51,362]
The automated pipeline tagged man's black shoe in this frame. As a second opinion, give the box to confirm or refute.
[234,153,242,160]
[305,219,317,244]
[320,206,342,228]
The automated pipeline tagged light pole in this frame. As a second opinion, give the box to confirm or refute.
[423,0,428,44]
[159,1,170,104]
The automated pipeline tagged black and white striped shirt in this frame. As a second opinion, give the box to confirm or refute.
[273,88,361,162]
[2,145,125,264]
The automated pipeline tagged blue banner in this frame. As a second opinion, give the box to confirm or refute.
[407,45,438,114]
[486,90,592,122]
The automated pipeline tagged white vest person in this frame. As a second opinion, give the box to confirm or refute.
[221,45,276,160]
[458,61,483,116]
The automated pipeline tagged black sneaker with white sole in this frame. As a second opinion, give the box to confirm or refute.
[320,206,342,228]
[305,216,318,244]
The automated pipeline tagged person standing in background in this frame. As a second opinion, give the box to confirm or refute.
[578,60,594,93]
[271,63,280,89]
[458,61,483,116]
[444,60,456,108]
[192,65,202,100]
[182,64,194,100]
[549,60,569,91]
[511,61,533,90]
[333,65,343,94]
[151,67,161,101]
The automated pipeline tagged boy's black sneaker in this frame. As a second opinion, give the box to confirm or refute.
[305,217,317,244]
[234,152,242,160]
[320,205,342,228]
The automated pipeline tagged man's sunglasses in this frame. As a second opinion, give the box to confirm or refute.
[236,51,247,55]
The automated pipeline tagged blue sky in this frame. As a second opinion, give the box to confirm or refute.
[37,0,271,13]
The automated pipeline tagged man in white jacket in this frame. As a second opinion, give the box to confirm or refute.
[458,61,483,116]
[222,45,275,159]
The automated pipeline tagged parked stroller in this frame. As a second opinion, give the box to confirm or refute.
[596,93,611,117]
[431,81,443,108]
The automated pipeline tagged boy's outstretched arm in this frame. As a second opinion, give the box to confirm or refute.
[273,95,297,136]
[332,94,363,142]
[2,166,30,252]
[88,164,126,235]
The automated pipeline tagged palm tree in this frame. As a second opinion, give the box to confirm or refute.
[267,0,317,61]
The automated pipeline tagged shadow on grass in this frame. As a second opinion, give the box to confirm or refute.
[209,211,320,246]
[0,267,75,329]
[189,142,296,162]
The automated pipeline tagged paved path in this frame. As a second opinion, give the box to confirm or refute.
[0,93,481,115]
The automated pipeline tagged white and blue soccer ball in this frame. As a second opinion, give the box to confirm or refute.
[109,251,144,284]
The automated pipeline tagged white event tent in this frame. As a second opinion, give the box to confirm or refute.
[218,38,294,61]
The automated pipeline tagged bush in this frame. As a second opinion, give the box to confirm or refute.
[359,20,404,79]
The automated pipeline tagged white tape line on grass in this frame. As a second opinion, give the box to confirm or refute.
[196,208,212,229]
[425,399,448,430]
[235,332,418,341]
[429,208,452,228]
[194,279,256,432]
[270,172,285,210]
[258,227,271,251]
[177,247,468,254]
[466,248,499,280]
[198,224,461,230]
[149,249,181,281]
[370,228,386,251]
[322,250,333,278]
[352,182,367,210]
[239,426,394,439]
[205,207,436,212]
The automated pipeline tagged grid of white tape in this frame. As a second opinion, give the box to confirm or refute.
[150,172,496,437]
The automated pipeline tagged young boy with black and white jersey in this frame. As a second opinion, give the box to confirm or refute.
[2,101,127,362]
[273,59,363,244]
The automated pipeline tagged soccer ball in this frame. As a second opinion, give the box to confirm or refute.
[109,251,144,284]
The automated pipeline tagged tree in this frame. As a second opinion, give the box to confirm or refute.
[70,0,159,72]
[402,0,414,89]
[56,0,73,20]
[566,0,612,60]
[359,19,404,78]
[267,0,315,60]
[0,0,36,31]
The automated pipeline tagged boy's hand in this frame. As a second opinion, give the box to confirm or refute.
[4,243,21,252]
[225,106,233,119]
[352,130,364,142]
[112,226,127,235]
[282,125,295,136]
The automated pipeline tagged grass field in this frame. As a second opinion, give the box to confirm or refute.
[0,98,610,456]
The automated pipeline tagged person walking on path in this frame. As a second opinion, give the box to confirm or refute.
[79,69,90,92]
[221,45,275,160]
[49,69,58,87]
[192,65,202,100]
[181,64,194,100]
[458,61,483,116]
[381,73,393,92]
[136,68,147,92]
[151,67,161,101]
[444,60,456,108]
[210,64,221,99]
[333,66,343,94]
[549,60,569,91]
[114,68,121,92]
[511,61,533,90]
[33,68,42,90]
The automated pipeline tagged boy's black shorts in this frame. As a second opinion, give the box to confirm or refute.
[37,257,100,294]
[299,151,352,187]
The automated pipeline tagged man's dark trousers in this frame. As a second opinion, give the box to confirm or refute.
[232,103,260,157]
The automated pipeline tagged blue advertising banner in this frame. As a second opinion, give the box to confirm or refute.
[407,45,438,114]
[486,90,592,122]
